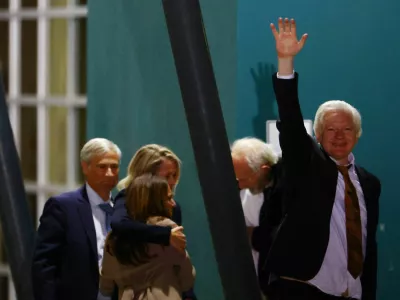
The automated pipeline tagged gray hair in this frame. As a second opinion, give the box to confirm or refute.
[314,100,362,138]
[231,137,278,171]
[80,138,121,163]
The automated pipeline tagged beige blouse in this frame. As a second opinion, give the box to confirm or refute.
[100,217,195,300]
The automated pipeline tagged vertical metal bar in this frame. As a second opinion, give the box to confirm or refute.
[8,0,21,154]
[162,1,261,299]
[7,1,24,299]
[0,73,35,300]
[37,0,50,221]
[66,0,78,188]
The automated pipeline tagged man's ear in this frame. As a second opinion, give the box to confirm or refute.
[315,131,321,143]
[81,161,89,176]
[260,164,271,171]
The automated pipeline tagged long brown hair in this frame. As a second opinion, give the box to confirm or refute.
[108,174,171,266]
[126,174,172,221]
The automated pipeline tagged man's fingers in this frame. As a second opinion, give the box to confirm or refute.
[290,19,297,37]
[270,23,279,40]
[298,33,309,49]
[172,226,184,233]
[283,18,290,32]
[278,17,284,33]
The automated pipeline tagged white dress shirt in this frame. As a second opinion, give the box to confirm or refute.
[86,183,113,300]
[240,189,264,274]
[309,154,367,299]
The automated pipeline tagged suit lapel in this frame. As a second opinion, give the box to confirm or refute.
[77,186,98,258]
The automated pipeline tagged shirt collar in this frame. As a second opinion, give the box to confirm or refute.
[85,183,113,207]
[330,152,355,169]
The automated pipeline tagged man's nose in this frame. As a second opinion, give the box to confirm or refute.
[335,130,345,138]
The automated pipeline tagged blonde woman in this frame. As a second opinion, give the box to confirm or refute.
[100,174,195,300]
[110,144,196,300]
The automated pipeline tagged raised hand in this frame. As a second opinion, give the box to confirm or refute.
[270,18,308,58]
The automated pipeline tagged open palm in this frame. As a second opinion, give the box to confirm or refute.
[271,18,308,58]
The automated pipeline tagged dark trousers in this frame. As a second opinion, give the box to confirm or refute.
[268,279,358,300]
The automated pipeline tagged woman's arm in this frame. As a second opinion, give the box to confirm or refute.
[111,192,171,245]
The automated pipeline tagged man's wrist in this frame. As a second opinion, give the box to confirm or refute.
[277,57,294,76]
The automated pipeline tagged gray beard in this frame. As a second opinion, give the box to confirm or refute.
[249,177,274,195]
[249,187,263,195]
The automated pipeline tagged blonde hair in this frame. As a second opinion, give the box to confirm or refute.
[117,144,181,190]
[314,100,362,138]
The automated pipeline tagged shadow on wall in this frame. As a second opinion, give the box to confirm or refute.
[250,62,278,140]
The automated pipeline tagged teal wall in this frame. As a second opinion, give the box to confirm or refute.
[237,1,400,299]
[87,1,236,299]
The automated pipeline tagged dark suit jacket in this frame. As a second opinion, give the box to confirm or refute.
[268,73,381,300]
[251,161,285,294]
[110,189,197,300]
[32,186,100,300]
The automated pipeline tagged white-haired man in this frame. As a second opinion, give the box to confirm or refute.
[265,18,381,300]
[231,137,284,298]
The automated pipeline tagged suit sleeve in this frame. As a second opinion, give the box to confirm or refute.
[252,208,282,253]
[110,197,171,245]
[31,197,66,300]
[273,73,313,171]
[252,223,272,253]
[252,180,284,252]
[361,178,381,300]
[172,202,182,226]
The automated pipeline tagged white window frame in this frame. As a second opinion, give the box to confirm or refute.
[0,1,87,299]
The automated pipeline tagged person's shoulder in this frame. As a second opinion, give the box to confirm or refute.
[40,187,85,219]
[50,186,85,205]
[113,189,126,204]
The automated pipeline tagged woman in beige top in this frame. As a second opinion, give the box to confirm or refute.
[100,174,195,300]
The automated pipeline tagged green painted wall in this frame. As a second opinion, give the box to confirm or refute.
[87,1,237,299]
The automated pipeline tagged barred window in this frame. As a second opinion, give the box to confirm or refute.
[0,0,87,298]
